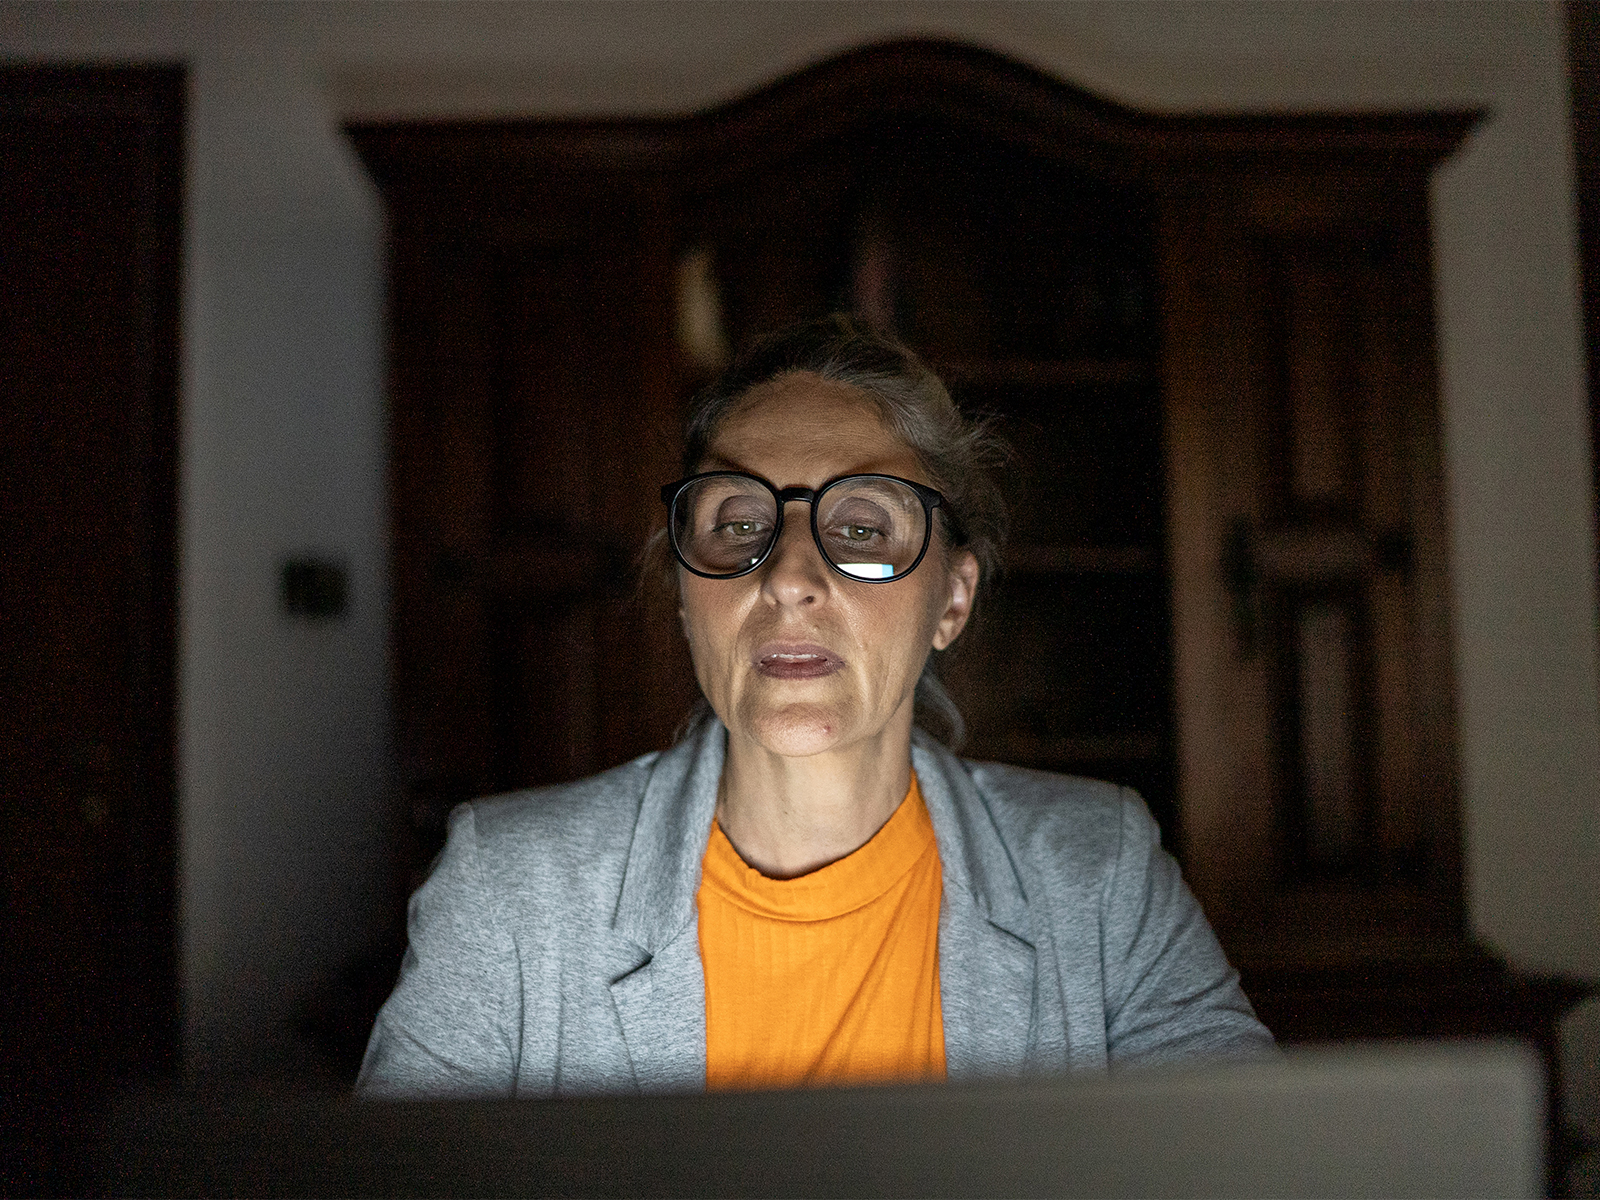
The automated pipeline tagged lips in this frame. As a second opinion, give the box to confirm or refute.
[752,641,845,679]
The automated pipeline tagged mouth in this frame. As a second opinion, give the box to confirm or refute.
[752,641,845,680]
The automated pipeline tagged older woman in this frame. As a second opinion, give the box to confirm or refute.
[358,315,1272,1098]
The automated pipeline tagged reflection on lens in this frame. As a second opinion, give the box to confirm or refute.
[817,477,925,580]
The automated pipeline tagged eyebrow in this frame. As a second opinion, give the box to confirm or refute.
[695,452,744,472]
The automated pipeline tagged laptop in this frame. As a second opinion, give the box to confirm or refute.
[88,1040,1541,1197]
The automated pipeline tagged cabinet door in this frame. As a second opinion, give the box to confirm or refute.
[387,201,696,854]
[1160,170,1462,958]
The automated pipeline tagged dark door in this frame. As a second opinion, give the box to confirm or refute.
[0,65,182,1117]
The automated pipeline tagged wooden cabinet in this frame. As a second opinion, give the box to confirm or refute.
[349,41,1472,923]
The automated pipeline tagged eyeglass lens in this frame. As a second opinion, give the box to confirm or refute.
[671,475,929,580]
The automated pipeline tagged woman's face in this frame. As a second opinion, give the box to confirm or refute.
[678,371,979,759]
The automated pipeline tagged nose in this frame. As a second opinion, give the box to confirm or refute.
[760,499,830,606]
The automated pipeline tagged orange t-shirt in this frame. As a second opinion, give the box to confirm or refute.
[696,773,946,1090]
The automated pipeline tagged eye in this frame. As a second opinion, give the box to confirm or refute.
[842,524,879,542]
[714,519,768,537]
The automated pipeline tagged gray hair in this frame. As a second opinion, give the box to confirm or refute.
[663,313,1009,748]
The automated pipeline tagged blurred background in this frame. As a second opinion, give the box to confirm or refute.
[2,0,1598,1193]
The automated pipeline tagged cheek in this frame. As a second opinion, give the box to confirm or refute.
[856,581,945,679]
[678,578,745,684]
[914,563,954,636]
[678,581,719,653]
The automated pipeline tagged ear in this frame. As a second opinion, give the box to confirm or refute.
[931,549,979,651]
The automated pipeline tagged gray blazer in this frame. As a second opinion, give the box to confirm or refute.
[358,717,1272,1098]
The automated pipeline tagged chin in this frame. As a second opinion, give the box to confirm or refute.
[744,703,851,758]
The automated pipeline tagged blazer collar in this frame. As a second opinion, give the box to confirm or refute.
[914,731,1038,1079]
[612,713,724,952]
[912,730,1033,945]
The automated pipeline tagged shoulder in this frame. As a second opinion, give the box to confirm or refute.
[453,750,661,888]
[965,758,1143,839]
[959,757,1162,882]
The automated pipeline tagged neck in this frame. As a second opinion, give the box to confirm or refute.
[716,708,915,879]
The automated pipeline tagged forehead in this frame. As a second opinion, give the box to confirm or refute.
[702,372,923,485]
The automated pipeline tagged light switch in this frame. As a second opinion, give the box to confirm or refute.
[281,558,348,618]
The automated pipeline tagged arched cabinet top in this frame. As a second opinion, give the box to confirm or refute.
[347,37,1483,207]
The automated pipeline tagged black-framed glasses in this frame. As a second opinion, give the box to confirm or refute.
[660,471,945,583]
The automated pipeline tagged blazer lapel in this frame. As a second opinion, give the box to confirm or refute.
[936,890,1037,1079]
[607,715,725,1092]
[607,935,708,1092]
[914,735,1038,1079]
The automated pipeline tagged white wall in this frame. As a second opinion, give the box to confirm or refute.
[4,0,1595,1111]
[180,40,392,1070]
